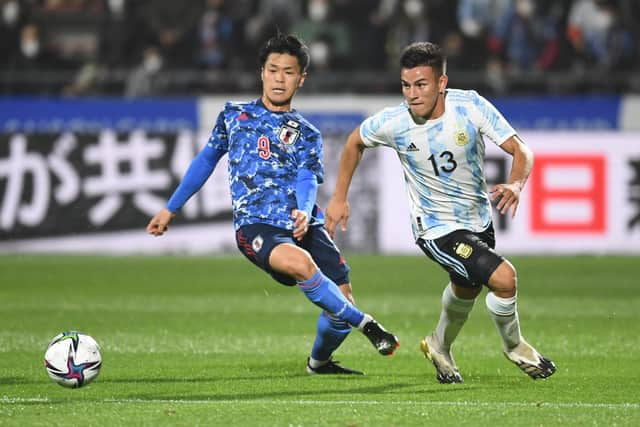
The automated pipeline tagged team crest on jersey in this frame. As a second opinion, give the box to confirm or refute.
[455,131,469,146]
[454,242,473,259]
[278,121,301,145]
[252,235,264,252]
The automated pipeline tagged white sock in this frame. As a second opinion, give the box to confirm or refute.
[308,357,328,368]
[434,283,476,351]
[357,313,373,331]
[485,291,521,350]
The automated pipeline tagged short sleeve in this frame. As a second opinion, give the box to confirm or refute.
[360,111,392,147]
[468,91,516,146]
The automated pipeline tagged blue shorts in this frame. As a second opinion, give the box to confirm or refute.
[416,223,505,288]
[235,223,351,286]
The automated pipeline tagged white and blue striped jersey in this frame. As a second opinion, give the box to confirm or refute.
[360,88,516,240]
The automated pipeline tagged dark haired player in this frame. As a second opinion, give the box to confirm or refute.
[327,41,555,383]
[147,33,399,375]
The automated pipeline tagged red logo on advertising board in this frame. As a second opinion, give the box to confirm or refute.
[530,155,606,233]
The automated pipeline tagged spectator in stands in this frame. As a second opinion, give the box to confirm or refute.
[7,23,70,94]
[385,0,459,69]
[456,0,511,69]
[386,0,432,68]
[255,0,301,33]
[243,0,303,68]
[98,0,144,69]
[0,0,28,64]
[196,0,233,69]
[489,0,560,72]
[2,0,640,95]
[124,45,165,97]
[217,0,253,70]
[619,0,640,69]
[567,0,635,70]
[292,0,350,72]
[62,0,145,96]
[139,0,204,69]
[333,0,393,70]
[426,0,461,43]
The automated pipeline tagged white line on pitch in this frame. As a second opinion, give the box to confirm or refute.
[1,397,638,410]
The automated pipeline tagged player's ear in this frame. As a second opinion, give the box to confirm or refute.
[438,74,448,94]
[298,72,307,88]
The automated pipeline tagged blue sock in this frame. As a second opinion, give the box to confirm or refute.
[298,270,365,327]
[311,311,351,362]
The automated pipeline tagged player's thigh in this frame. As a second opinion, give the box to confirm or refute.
[236,224,305,286]
[269,243,316,280]
[304,225,351,287]
[416,227,504,289]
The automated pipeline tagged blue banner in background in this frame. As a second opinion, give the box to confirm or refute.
[0,95,624,132]
[303,112,364,134]
[491,96,621,130]
[0,97,198,133]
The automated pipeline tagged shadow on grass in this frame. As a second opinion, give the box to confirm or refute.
[98,372,303,384]
[1,369,483,406]
[1,379,478,407]
[0,377,40,385]
[124,379,476,402]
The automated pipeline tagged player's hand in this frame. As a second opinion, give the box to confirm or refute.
[291,209,309,241]
[325,197,350,239]
[490,183,522,218]
[146,208,175,237]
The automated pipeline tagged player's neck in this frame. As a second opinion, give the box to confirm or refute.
[412,107,445,124]
[261,95,293,113]
[411,96,445,124]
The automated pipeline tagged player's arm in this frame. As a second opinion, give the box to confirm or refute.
[490,134,533,218]
[147,144,225,236]
[292,168,318,241]
[325,126,367,238]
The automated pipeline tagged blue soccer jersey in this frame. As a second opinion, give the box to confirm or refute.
[207,99,325,230]
[360,89,517,240]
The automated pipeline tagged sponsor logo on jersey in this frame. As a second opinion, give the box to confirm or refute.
[455,131,469,146]
[407,142,420,152]
[278,124,300,145]
[252,235,264,252]
[454,242,473,259]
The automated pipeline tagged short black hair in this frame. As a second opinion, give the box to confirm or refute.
[400,42,446,76]
[258,32,310,72]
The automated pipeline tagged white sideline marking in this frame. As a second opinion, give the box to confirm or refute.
[1,397,638,409]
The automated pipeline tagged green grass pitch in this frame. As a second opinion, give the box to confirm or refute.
[1,254,638,426]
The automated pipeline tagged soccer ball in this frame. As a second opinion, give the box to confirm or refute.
[44,331,102,388]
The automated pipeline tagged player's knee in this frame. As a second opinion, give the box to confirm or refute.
[488,260,517,297]
[270,245,317,281]
[288,253,317,282]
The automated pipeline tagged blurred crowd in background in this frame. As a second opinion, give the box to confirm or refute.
[1,0,639,96]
